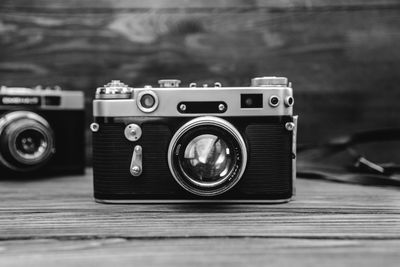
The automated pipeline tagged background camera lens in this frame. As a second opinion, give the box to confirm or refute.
[15,129,47,159]
[0,111,55,171]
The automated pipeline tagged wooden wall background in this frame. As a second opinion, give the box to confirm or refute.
[0,0,400,162]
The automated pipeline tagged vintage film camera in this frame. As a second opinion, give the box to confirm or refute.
[91,77,297,203]
[0,86,85,177]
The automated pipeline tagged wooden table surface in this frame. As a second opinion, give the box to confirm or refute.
[0,169,399,266]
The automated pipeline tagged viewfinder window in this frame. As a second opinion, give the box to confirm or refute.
[241,94,263,108]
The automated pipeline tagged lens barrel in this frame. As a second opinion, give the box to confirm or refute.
[168,117,247,196]
[0,111,55,172]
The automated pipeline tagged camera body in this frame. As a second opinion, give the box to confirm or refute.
[92,77,297,203]
[0,86,85,177]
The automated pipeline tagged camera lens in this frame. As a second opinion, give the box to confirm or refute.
[168,117,247,196]
[15,129,48,160]
[181,134,234,186]
[0,111,55,171]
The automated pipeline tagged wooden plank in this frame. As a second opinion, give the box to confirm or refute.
[0,169,399,266]
[0,170,399,239]
[1,0,400,10]
[0,238,400,267]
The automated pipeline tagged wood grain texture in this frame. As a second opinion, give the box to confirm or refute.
[1,0,400,152]
[0,169,399,239]
[2,0,400,10]
[0,169,399,266]
[0,239,400,267]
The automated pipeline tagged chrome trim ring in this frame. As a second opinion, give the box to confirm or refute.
[168,116,248,197]
[185,167,232,188]
[137,90,159,113]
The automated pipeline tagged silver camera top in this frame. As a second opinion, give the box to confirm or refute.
[0,85,84,110]
[93,77,294,117]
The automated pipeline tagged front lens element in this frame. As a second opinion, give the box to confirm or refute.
[0,111,55,171]
[168,116,248,196]
[182,134,233,184]
[15,129,48,160]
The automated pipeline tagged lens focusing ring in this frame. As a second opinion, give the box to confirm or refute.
[0,111,55,171]
[168,116,248,197]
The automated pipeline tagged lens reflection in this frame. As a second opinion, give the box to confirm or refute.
[183,134,232,183]
[15,129,48,160]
